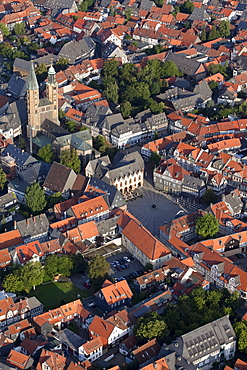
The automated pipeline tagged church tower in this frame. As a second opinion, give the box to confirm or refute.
[46,64,59,124]
[27,62,40,138]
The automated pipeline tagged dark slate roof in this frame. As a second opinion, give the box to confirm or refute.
[41,119,69,138]
[13,58,31,73]
[58,37,96,64]
[88,177,125,209]
[139,0,155,11]
[238,20,247,31]
[96,215,119,235]
[83,104,112,126]
[7,74,27,98]
[43,162,76,193]
[172,78,191,90]
[19,161,51,184]
[236,3,247,11]
[188,8,211,21]
[2,145,37,168]
[165,52,202,76]
[17,214,49,240]
[54,329,85,350]
[169,316,235,364]
[194,80,212,102]
[182,175,205,190]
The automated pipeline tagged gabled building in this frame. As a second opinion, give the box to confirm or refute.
[95,279,133,313]
[43,162,77,198]
[118,211,172,269]
[166,316,236,370]
[16,214,49,243]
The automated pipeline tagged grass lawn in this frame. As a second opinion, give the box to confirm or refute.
[29,282,91,310]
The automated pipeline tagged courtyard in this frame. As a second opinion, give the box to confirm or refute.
[28,282,91,310]
[127,187,184,236]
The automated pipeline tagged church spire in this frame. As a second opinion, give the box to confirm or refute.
[27,61,39,91]
[47,62,57,85]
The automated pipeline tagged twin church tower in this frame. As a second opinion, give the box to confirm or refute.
[26,62,59,138]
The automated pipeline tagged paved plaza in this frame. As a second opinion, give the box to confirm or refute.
[127,187,184,236]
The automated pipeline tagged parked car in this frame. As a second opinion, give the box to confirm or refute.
[84,280,91,289]
[123,256,131,262]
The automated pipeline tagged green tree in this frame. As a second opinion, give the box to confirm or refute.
[56,57,69,71]
[203,188,217,205]
[0,23,10,36]
[47,192,63,208]
[25,182,47,214]
[60,148,81,173]
[18,137,26,150]
[149,100,164,114]
[149,151,161,167]
[209,80,218,92]
[102,59,119,79]
[78,0,89,11]
[219,20,230,37]
[93,135,108,151]
[44,254,59,279]
[134,312,168,342]
[161,61,180,78]
[195,213,219,239]
[201,26,207,42]
[154,0,164,6]
[71,254,88,274]
[59,109,66,121]
[13,22,26,35]
[109,7,116,16]
[19,261,45,292]
[88,255,110,280]
[35,63,48,83]
[2,272,24,293]
[121,100,132,118]
[0,43,13,58]
[234,322,247,353]
[150,81,160,95]
[104,82,119,103]
[65,120,77,133]
[38,144,55,163]
[124,9,132,21]
[58,255,73,277]
[208,25,219,41]
[180,0,194,14]
[0,167,7,191]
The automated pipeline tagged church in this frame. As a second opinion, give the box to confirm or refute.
[26,62,68,150]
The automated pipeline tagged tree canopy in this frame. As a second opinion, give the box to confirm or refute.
[149,151,161,167]
[25,182,47,214]
[203,188,217,205]
[38,144,55,163]
[2,272,24,293]
[13,22,26,35]
[163,287,240,341]
[234,321,247,353]
[0,23,10,36]
[102,59,178,116]
[71,254,88,274]
[88,255,110,280]
[134,312,169,342]
[19,261,45,292]
[44,254,73,279]
[60,148,81,173]
[180,0,194,13]
[0,167,7,191]
[195,213,219,238]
